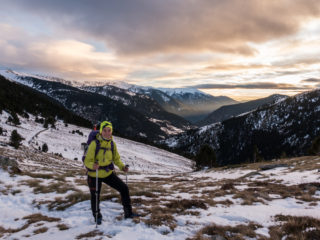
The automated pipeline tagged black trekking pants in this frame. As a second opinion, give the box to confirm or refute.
[87,172,131,216]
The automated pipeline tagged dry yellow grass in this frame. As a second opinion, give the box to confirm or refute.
[22,213,61,224]
[187,222,263,240]
[75,230,104,239]
[33,227,48,235]
[47,191,90,211]
[1,144,320,238]
[269,215,320,240]
[0,213,60,238]
[56,224,70,231]
[143,206,177,231]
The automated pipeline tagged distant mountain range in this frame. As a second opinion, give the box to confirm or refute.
[137,87,237,123]
[166,89,320,165]
[0,69,237,123]
[197,94,288,126]
[84,82,237,123]
[4,68,317,164]
[0,70,193,142]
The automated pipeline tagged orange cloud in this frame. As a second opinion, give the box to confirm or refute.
[1,1,320,100]
[3,0,320,56]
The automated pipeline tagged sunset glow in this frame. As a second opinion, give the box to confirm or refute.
[1,0,320,100]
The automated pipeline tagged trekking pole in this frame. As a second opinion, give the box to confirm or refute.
[95,162,98,228]
[125,164,129,185]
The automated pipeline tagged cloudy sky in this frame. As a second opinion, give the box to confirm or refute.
[1,0,320,101]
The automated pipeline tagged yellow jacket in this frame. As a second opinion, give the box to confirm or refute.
[84,134,124,178]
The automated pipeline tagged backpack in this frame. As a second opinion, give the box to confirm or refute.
[82,130,114,172]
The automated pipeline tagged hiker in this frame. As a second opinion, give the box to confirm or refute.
[84,121,138,224]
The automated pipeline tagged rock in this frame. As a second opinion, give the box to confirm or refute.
[0,155,21,174]
[259,164,289,171]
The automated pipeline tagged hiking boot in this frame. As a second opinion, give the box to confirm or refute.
[96,216,102,225]
[124,206,140,219]
[94,212,102,225]
[125,212,141,219]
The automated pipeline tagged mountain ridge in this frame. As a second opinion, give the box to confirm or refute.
[197,94,288,126]
[0,72,193,142]
[166,88,320,165]
[0,69,237,123]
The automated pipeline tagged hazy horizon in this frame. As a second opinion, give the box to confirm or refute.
[0,66,315,102]
[1,0,320,101]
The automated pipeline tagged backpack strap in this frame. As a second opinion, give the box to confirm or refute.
[99,140,114,160]
[87,162,114,172]
[94,139,101,162]
[86,140,115,173]
[93,139,114,162]
[85,139,115,172]
[111,140,114,156]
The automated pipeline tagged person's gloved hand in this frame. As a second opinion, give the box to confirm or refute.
[93,163,99,170]
[123,165,129,172]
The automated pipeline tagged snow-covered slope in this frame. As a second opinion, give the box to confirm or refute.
[1,111,320,239]
[0,111,193,173]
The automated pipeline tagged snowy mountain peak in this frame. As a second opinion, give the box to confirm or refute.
[157,87,209,97]
[0,69,81,87]
[0,69,206,96]
[0,68,237,124]
[101,80,135,90]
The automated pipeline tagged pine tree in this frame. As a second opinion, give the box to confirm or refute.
[10,130,23,149]
[35,117,44,124]
[252,145,263,162]
[308,136,320,155]
[22,112,29,119]
[42,143,48,152]
[195,144,217,169]
[46,116,56,128]
[280,151,287,159]
[8,112,20,125]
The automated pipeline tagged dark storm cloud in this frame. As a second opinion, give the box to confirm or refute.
[3,0,320,56]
